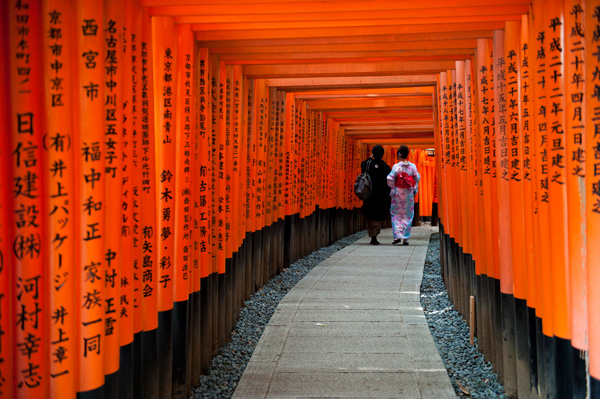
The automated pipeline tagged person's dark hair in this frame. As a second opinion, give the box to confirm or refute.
[372,145,384,160]
[397,145,410,159]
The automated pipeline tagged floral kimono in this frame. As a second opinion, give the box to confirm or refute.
[386,161,421,240]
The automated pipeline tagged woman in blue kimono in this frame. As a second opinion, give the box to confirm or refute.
[386,145,420,245]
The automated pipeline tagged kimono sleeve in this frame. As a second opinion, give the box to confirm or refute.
[412,163,421,192]
[386,165,397,188]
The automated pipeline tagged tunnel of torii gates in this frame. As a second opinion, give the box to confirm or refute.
[2,0,600,398]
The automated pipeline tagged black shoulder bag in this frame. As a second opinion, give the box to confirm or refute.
[353,159,372,201]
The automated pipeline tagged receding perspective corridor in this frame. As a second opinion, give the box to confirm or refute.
[1,0,599,398]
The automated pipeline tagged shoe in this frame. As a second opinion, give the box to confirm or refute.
[403,239,409,245]
[392,239,402,245]
[370,237,380,245]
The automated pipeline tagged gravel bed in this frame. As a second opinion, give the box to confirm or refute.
[421,233,508,398]
[191,230,368,399]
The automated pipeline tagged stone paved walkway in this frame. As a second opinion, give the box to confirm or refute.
[233,226,456,398]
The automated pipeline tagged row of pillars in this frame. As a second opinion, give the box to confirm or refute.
[1,0,422,397]
[434,0,600,398]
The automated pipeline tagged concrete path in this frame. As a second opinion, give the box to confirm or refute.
[232,226,456,399]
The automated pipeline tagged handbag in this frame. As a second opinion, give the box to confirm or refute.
[395,171,416,189]
[353,159,372,201]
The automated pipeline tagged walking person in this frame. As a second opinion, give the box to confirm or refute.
[360,145,391,245]
[387,145,420,245]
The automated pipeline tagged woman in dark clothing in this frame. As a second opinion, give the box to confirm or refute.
[360,145,392,245]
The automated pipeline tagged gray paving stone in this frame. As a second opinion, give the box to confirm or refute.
[267,372,422,398]
[231,361,275,399]
[398,292,422,302]
[404,324,435,337]
[315,258,340,267]
[292,274,321,283]
[280,289,310,303]
[288,321,406,337]
[416,370,458,399]
[408,345,445,361]
[315,276,403,285]
[302,289,400,300]
[292,309,403,322]
[336,247,356,255]
[289,280,318,292]
[413,361,449,371]
[268,308,297,326]
[400,314,428,325]
[282,335,410,354]
[296,298,401,310]
[310,281,401,292]
[334,255,413,263]
[275,352,415,373]
[398,306,427,315]
[250,325,290,361]
[320,272,405,281]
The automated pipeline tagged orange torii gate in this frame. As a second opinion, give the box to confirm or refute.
[1,1,599,399]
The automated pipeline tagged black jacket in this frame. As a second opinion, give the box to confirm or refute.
[360,157,392,221]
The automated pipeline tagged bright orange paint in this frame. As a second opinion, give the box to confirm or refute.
[152,15,176,310]
[455,61,472,256]
[174,23,194,301]
[197,47,212,279]
[232,66,244,250]
[42,0,76,396]
[103,0,125,377]
[530,0,553,333]
[72,0,106,391]
[586,0,600,380]
[505,20,528,299]
[464,59,481,268]
[0,4,14,398]
[564,0,587,351]
[140,6,159,331]
[476,38,494,279]
[519,14,537,310]
[545,0,570,341]
[119,0,137,345]
[504,22,527,297]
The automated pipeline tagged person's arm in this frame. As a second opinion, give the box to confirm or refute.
[386,165,396,188]
[413,164,421,193]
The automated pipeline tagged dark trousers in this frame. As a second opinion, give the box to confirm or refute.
[366,218,385,237]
